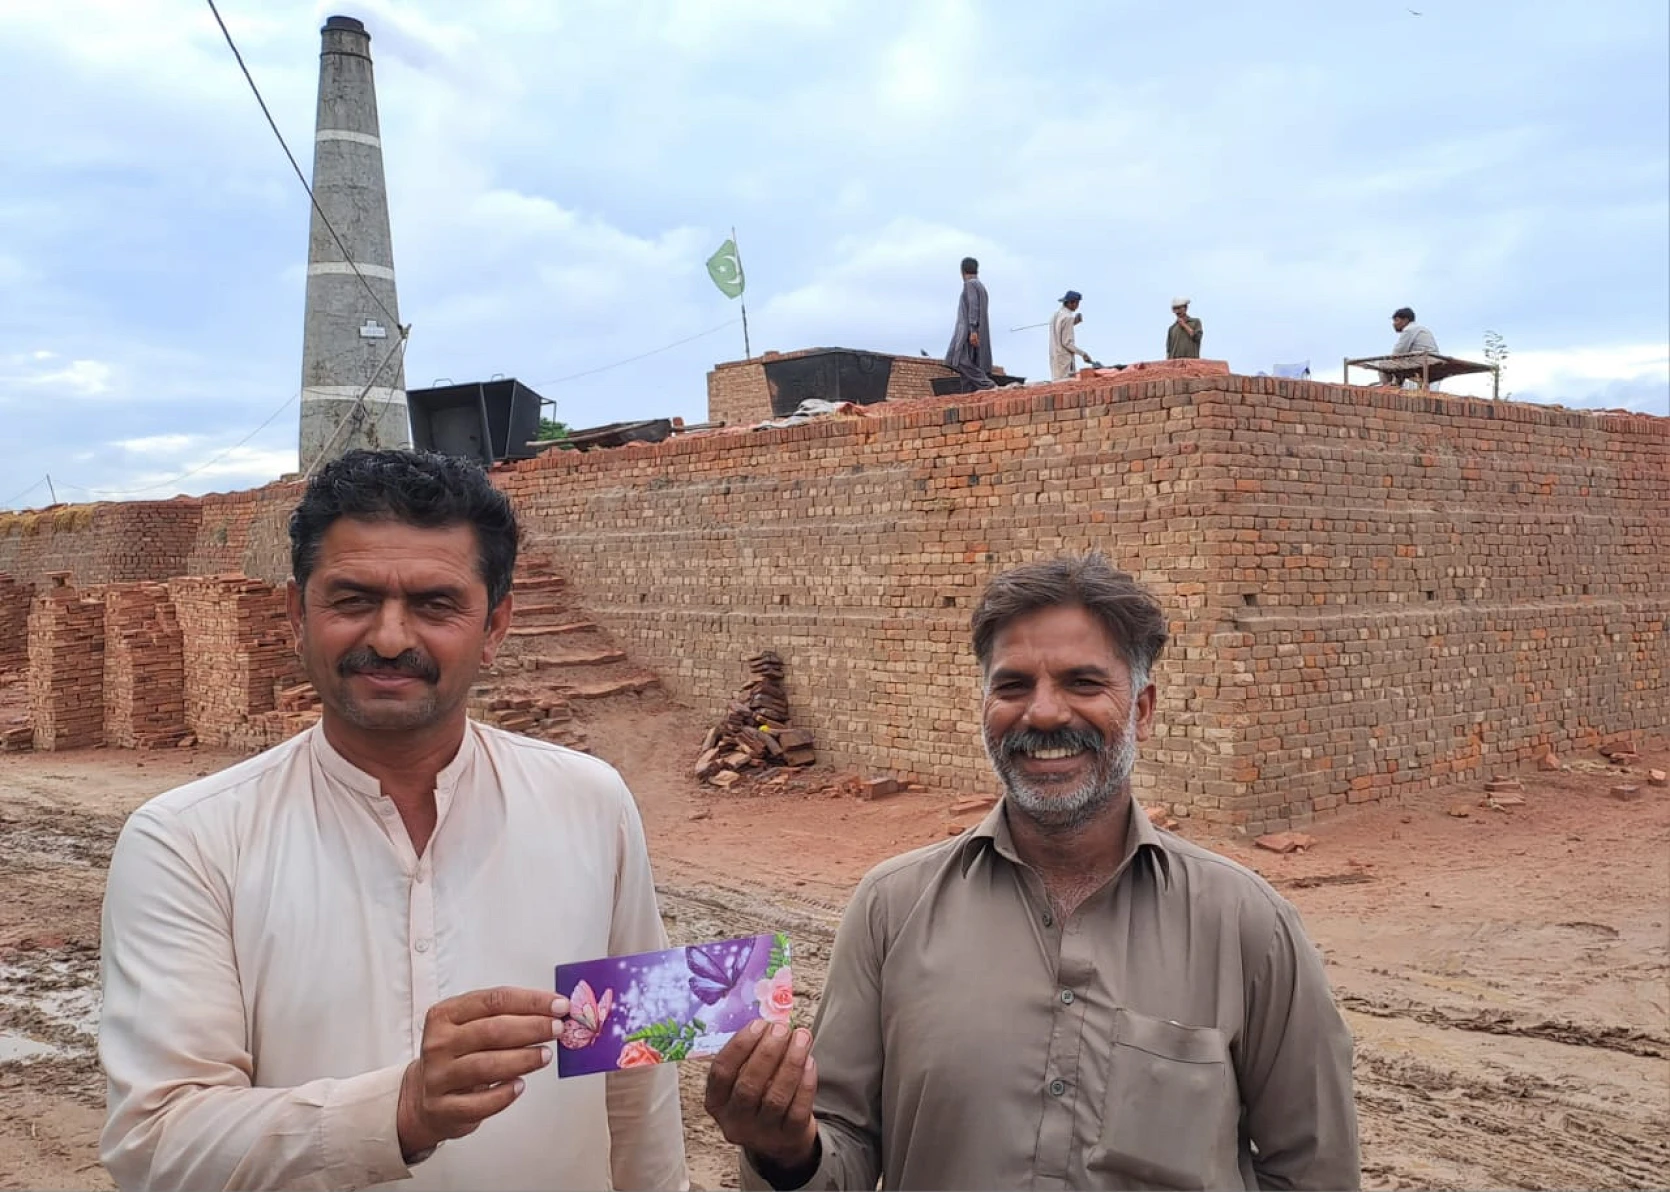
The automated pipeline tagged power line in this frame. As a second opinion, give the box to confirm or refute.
[75,388,302,499]
[203,0,402,334]
[530,319,741,390]
[0,475,49,510]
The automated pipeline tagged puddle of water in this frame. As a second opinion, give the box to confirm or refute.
[0,958,101,1050]
[0,1033,65,1062]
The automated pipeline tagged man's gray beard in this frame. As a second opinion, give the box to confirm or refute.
[983,712,1140,835]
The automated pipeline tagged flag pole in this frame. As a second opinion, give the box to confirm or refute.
[733,226,752,359]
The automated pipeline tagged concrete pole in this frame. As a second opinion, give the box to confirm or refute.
[298,14,409,467]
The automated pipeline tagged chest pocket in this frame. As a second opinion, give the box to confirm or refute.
[1086,1008,1243,1190]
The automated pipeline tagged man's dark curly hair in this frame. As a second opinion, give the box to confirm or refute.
[288,449,520,611]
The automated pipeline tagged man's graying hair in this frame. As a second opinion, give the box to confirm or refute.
[971,554,1168,689]
[289,449,520,611]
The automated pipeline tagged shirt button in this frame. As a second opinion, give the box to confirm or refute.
[1059,989,1075,1005]
[1049,1078,1067,1096]
[414,938,431,954]
[1042,912,1054,927]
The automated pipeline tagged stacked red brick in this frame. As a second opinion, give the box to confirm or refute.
[169,575,303,748]
[0,573,30,675]
[102,582,188,748]
[27,574,105,750]
[0,501,201,589]
[493,374,1668,833]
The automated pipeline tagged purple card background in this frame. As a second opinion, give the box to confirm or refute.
[554,932,788,1078]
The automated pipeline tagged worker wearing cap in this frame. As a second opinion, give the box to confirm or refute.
[1049,291,1094,381]
[1166,297,1202,360]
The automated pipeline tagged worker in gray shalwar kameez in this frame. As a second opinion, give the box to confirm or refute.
[945,256,997,390]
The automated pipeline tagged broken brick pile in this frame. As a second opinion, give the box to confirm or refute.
[103,582,188,748]
[696,650,816,788]
[27,574,106,750]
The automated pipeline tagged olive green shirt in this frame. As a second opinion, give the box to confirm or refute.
[1166,316,1203,359]
[741,797,1359,1190]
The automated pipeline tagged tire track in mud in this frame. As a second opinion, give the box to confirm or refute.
[1353,1046,1670,1190]
[1340,993,1670,1059]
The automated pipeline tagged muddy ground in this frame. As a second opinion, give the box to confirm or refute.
[1,709,1666,1190]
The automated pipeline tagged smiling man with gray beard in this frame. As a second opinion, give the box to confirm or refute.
[706,553,1360,1191]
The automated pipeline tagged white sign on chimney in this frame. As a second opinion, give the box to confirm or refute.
[359,319,388,340]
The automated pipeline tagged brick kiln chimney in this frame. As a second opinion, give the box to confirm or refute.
[297,14,410,468]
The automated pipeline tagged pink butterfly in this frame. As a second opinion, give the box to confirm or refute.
[558,980,614,1050]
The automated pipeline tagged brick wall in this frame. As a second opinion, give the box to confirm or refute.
[103,582,188,748]
[169,576,302,747]
[187,483,301,584]
[498,376,1668,830]
[0,574,30,674]
[707,349,956,426]
[27,575,105,750]
[0,500,201,589]
[1,376,1664,831]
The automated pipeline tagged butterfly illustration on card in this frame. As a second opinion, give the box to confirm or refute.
[558,979,615,1050]
[686,939,754,1005]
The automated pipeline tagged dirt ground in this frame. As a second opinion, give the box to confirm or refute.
[1,700,1666,1190]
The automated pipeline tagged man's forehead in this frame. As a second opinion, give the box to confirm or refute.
[988,606,1125,662]
[310,518,482,585]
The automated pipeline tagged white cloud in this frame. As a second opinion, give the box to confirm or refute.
[114,434,199,456]
[0,356,114,398]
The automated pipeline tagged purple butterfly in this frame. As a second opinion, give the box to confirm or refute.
[686,939,755,1005]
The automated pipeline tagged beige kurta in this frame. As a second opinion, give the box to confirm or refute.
[741,797,1359,1191]
[1050,307,1080,380]
[99,721,688,1191]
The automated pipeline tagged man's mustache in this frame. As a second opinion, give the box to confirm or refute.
[337,647,440,683]
[993,725,1107,761]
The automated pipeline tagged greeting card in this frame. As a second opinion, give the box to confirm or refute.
[554,931,792,1077]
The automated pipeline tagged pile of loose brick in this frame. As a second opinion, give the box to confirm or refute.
[695,650,815,788]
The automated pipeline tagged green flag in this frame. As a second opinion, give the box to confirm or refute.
[706,238,745,299]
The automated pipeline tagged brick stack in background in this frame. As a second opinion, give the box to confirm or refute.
[0,573,30,675]
[695,650,816,788]
[188,482,303,584]
[0,371,1663,829]
[0,500,201,589]
[170,575,305,748]
[102,582,188,748]
[496,372,1667,833]
[27,573,105,750]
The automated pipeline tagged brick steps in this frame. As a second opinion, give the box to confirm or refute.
[526,649,627,669]
[512,576,567,594]
[560,674,660,701]
[505,622,599,639]
[465,559,665,749]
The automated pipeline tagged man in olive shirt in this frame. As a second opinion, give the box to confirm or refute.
[1166,296,1203,359]
[705,554,1360,1190]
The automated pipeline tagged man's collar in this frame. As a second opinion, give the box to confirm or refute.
[309,719,478,802]
[962,794,1174,889]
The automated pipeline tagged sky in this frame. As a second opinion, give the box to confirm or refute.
[1,0,1666,508]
